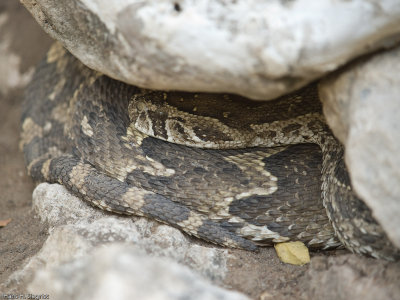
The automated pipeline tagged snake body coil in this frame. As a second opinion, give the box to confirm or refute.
[21,43,400,260]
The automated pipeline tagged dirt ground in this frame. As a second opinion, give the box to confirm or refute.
[2,2,398,299]
[0,0,52,290]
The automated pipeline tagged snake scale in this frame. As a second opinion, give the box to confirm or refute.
[21,43,400,260]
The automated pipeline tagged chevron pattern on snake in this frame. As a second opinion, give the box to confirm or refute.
[20,43,400,260]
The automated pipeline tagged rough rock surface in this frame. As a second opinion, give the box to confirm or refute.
[28,244,249,300]
[26,183,231,283]
[301,254,400,300]
[3,183,251,297]
[319,45,400,249]
[21,0,400,100]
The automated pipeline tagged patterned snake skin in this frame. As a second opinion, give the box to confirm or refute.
[20,43,400,260]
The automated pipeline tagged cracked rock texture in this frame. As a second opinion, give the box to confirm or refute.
[28,183,231,283]
[21,0,400,100]
[319,45,400,249]
[28,244,249,300]
[301,255,400,300]
[3,183,243,298]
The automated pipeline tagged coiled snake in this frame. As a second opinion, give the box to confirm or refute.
[21,43,400,260]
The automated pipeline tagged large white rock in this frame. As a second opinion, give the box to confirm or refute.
[319,45,400,249]
[302,255,400,300]
[21,0,400,100]
[4,183,235,296]
[28,244,249,300]
[29,183,230,282]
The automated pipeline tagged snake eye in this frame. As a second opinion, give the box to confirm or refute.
[136,102,146,111]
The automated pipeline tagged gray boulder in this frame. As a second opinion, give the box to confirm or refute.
[28,244,249,300]
[21,0,400,100]
[319,45,400,249]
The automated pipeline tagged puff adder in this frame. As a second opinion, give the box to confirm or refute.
[21,43,400,260]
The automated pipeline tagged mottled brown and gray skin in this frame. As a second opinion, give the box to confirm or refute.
[21,43,400,260]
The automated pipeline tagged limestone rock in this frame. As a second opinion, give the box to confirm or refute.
[21,0,400,100]
[8,183,229,286]
[32,183,106,225]
[319,45,400,249]
[302,255,400,300]
[28,244,249,300]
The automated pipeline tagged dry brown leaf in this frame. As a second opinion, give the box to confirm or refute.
[0,218,12,227]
